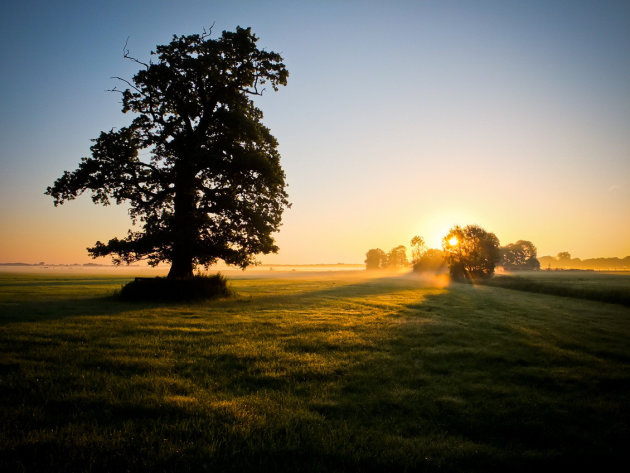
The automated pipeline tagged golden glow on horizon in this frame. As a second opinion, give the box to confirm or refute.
[1,3,630,267]
[418,212,473,249]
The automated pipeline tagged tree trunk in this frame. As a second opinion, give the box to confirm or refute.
[168,162,196,280]
[168,256,194,279]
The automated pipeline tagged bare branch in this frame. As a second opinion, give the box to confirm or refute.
[111,76,145,96]
[123,37,150,69]
[200,22,216,41]
[105,85,124,95]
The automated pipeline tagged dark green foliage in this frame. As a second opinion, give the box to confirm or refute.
[46,27,289,279]
[501,240,541,271]
[442,225,501,281]
[119,274,230,301]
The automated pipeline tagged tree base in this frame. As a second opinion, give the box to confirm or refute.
[450,266,494,283]
[119,274,230,301]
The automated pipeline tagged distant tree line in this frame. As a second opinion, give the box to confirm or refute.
[538,253,630,270]
[365,225,542,281]
[365,245,408,270]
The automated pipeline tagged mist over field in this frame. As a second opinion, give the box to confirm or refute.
[2,270,629,471]
[1,0,629,471]
[1,1,629,265]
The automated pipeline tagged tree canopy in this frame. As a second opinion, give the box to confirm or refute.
[557,252,572,262]
[442,225,500,280]
[410,236,426,265]
[387,245,408,269]
[364,246,409,270]
[412,248,447,273]
[46,27,289,279]
[365,248,387,270]
[501,240,540,271]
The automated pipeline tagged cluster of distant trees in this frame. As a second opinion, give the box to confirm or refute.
[538,253,630,270]
[501,240,541,271]
[365,225,541,281]
[364,246,408,270]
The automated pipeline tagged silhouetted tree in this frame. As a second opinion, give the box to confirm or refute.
[413,248,447,273]
[538,254,630,270]
[410,236,426,264]
[557,252,571,262]
[46,27,289,279]
[365,248,386,270]
[387,245,408,269]
[501,240,540,271]
[442,225,500,280]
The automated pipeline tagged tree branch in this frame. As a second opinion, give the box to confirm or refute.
[106,85,125,95]
[123,37,150,69]
[111,76,145,96]
[200,22,216,41]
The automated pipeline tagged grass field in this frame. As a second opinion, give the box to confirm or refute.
[1,271,629,472]
[485,270,630,305]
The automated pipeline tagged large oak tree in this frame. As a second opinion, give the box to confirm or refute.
[47,27,289,279]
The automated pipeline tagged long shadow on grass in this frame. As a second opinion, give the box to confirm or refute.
[2,278,629,472]
[1,274,431,472]
[225,273,436,309]
[0,274,407,325]
[299,284,630,472]
[0,293,172,324]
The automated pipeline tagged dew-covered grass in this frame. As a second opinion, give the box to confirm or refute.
[1,271,629,472]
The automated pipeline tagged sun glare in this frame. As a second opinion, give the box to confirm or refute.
[420,212,474,249]
[448,237,458,247]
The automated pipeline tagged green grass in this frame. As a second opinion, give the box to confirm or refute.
[484,271,630,305]
[1,271,629,472]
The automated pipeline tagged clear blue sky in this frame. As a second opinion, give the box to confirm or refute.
[1,0,629,264]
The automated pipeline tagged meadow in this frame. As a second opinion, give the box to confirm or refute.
[1,270,629,472]
[485,270,630,306]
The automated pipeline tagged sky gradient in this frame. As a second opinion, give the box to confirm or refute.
[1,0,629,265]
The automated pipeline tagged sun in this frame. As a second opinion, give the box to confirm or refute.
[448,236,459,247]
